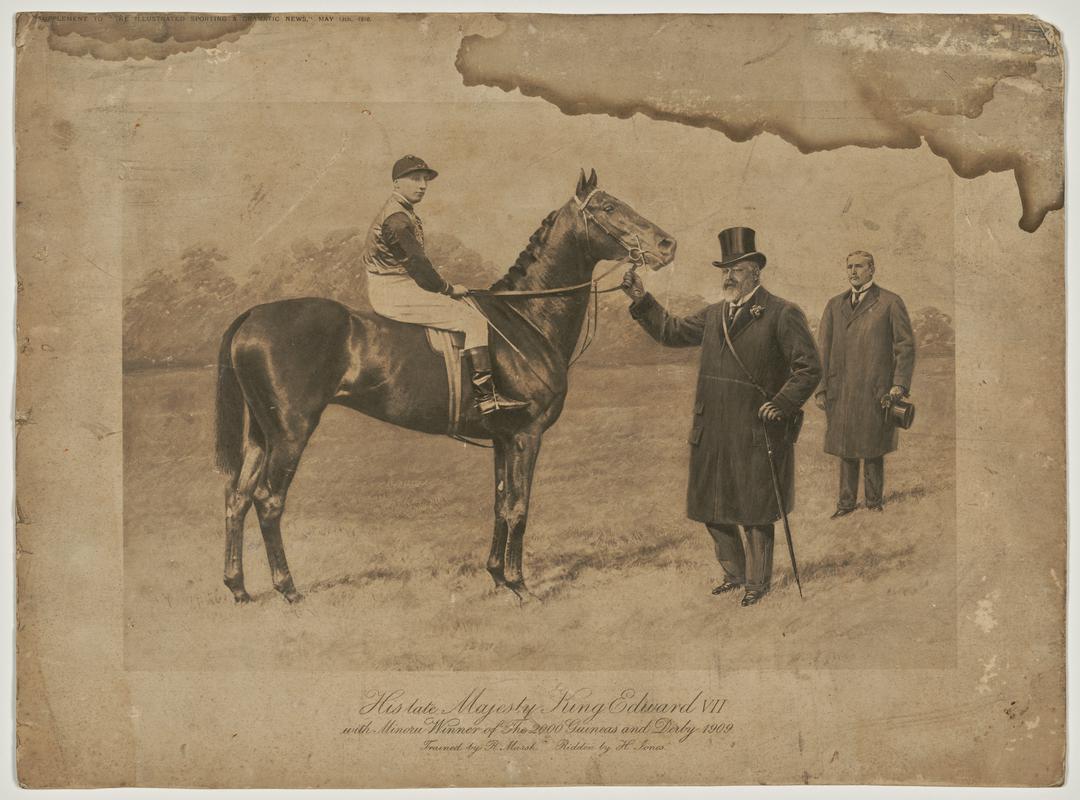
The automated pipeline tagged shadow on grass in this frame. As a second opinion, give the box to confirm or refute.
[531,529,699,601]
[772,543,917,593]
[882,485,931,505]
[300,565,412,596]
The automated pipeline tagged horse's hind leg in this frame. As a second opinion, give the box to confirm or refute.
[253,432,311,604]
[223,423,265,603]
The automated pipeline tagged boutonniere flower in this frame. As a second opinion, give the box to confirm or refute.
[750,304,764,319]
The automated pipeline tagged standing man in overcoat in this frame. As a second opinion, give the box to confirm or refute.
[815,250,916,516]
[622,227,821,606]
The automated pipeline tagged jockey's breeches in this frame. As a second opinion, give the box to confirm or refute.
[366,272,488,349]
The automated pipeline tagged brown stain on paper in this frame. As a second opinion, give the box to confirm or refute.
[40,15,254,61]
[456,14,1063,232]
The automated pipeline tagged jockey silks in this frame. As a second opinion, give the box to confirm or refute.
[362,192,487,350]
[361,192,451,295]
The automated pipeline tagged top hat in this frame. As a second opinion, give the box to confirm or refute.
[392,155,438,181]
[712,227,766,269]
[887,397,916,430]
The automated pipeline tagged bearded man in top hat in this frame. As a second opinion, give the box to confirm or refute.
[362,155,527,414]
[622,227,821,606]
[815,250,915,516]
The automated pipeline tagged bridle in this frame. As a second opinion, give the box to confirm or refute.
[464,190,661,374]
[468,189,653,299]
[575,187,651,277]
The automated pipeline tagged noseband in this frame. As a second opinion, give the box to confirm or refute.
[469,190,653,299]
[464,190,663,377]
[575,188,650,271]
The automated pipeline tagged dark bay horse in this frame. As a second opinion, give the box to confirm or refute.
[214,170,676,603]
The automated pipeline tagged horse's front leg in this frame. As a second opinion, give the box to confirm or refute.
[487,437,510,587]
[503,430,542,603]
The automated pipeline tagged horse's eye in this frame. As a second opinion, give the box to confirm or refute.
[603,204,615,213]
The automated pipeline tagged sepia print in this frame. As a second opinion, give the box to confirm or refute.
[14,10,1065,788]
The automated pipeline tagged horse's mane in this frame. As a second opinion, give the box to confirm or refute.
[488,210,560,291]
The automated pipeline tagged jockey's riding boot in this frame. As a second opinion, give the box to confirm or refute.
[465,346,529,415]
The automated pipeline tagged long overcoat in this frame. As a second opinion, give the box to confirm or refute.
[631,287,821,525]
[817,284,916,458]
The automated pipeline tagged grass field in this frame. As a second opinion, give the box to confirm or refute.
[123,357,956,671]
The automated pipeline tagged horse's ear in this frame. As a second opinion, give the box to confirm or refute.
[588,168,598,190]
[576,169,588,198]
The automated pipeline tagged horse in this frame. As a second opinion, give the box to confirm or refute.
[214,169,676,604]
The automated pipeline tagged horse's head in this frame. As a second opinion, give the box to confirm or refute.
[572,169,677,271]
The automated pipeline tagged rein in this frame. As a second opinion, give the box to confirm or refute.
[464,262,625,298]
[467,189,650,298]
[466,190,651,367]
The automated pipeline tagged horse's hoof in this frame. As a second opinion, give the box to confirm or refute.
[225,576,250,603]
[487,568,507,588]
[277,583,303,604]
[506,580,541,605]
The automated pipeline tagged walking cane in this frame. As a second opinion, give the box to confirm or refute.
[760,419,804,600]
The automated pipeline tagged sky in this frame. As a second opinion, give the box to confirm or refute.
[33,13,1053,317]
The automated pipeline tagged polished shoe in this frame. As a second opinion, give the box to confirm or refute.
[741,589,767,607]
[830,507,856,519]
[711,580,743,595]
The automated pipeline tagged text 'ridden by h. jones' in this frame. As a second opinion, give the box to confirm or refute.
[340,687,736,756]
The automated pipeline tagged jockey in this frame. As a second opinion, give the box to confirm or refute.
[362,155,528,415]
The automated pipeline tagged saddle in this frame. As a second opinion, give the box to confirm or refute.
[425,328,466,435]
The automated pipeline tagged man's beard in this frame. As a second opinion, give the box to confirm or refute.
[722,278,754,302]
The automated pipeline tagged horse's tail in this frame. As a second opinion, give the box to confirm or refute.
[215,309,254,477]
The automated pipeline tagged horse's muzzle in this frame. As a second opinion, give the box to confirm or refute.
[650,236,677,269]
